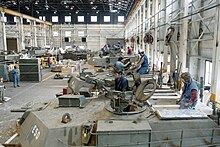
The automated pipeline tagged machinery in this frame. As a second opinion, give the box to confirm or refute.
[88,43,137,68]
[17,66,220,147]
[19,70,220,147]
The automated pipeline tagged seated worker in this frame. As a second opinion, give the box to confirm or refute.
[115,57,131,71]
[135,50,149,74]
[115,71,129,91]
[176,72,198,109]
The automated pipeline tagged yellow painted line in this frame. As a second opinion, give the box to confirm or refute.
[13,73,55,98]
[42,73,55,82]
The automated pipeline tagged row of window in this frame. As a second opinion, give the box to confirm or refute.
[2,15,124,23]
[39,15,125,23]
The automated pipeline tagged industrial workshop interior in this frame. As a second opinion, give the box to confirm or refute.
[0,0,220,146]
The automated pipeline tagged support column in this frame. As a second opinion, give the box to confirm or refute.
[146,0,150,58]
[30,21,34,47]
[148,1,153,67]
[16,16,24,52]
[0,12,7,51]
[33,21,37,47]
[153,0,158,69]
[164,0,169,72]
[142,2,146,52]
[135,13,138,51]
[169,1,179,75]
[179,0,189,71]
[139,7,142,49]
[160,0,168,71]
[43,24,46,47]
[210,3,220,108]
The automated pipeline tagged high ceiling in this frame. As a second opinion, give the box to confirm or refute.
[0,0,135,17]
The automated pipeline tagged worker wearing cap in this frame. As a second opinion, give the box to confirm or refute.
[176,72,198,109]
[115,71,129,91]
[136,50,149,74]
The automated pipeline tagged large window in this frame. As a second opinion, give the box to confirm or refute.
[65,31,71,37]
[205,60,212,85]
[118,16,124,22]
[91,16,97,22]
[39,16,45,21]
[104,16,110,22]
[78,31,84,37]
[52,16,58,22]
[65,16,71,22]
[14,17,17,22]
[4,17,7,22]
[53,31,59,37]
[78,16,84,22]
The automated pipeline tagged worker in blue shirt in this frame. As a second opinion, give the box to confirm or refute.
[12,66,20,88]
[135,50,149,74]
[176,72,198,109]
[115,71,129,91]
[115,57,131,71]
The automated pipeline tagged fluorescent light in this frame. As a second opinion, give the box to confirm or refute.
[110,10,117,13]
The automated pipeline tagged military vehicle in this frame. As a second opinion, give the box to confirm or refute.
[17,66,220,147]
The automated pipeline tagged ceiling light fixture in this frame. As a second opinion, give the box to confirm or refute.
[36,10,39,14]
[25,6,29,10]
[45,0,49,10]
[92,6,97,9]
[90,1,93,4]
[70,6,74,10]
[76,10,79,14]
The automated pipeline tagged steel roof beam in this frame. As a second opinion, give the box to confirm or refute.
[0,6,52,25]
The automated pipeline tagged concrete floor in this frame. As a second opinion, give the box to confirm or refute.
[0,68,67,144]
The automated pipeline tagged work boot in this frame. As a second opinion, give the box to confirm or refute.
[17,85,20,87]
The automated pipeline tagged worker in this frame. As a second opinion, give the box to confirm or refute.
[135,50,149,74]
[12,65,19,88]
[127,46,132,55]
[115,57,131,71]
[176,72,198,109]
[115,71,129,91]
[47,56,51,68]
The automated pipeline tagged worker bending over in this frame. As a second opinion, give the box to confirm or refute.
[115,71,129,91]
[176,72,198,109]
[115,57,131,71]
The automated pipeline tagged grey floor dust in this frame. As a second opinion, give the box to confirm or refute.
[0,68,67,144]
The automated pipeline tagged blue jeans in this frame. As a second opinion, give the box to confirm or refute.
[138,67,148,74]
[13,75,19,88]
